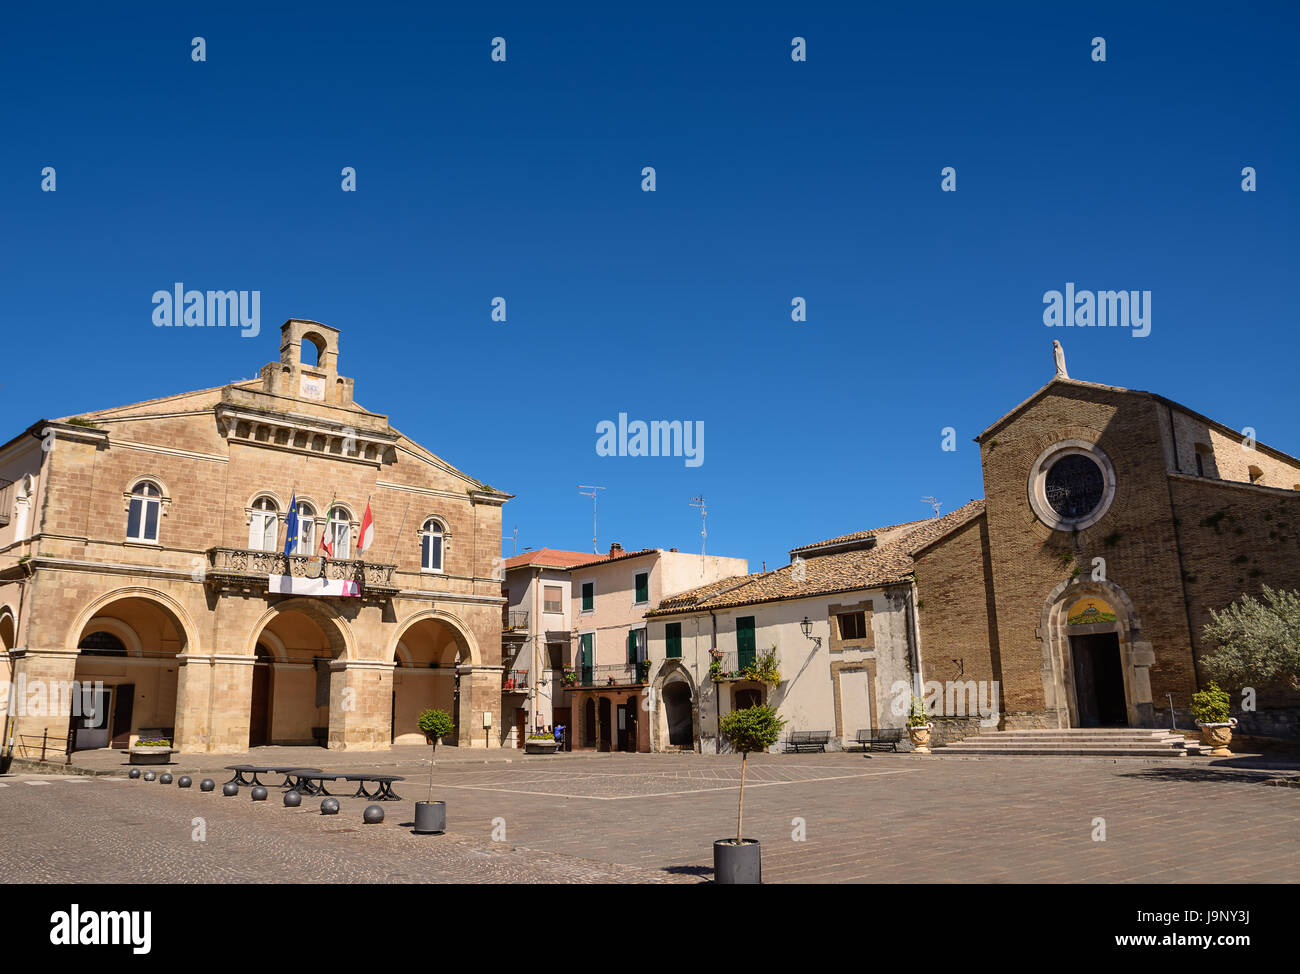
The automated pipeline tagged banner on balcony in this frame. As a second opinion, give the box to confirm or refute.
[267,574,360,598]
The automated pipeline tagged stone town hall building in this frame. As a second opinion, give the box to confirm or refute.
[0,320,511,752]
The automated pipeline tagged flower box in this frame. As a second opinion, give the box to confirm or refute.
[128,746,177,765]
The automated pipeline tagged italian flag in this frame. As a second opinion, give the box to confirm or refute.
[358,502,375,555]
[320,498,337,559]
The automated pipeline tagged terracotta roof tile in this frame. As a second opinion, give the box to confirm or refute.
[649,500,986,615]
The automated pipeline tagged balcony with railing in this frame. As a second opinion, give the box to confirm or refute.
[708,650,758,681]
[502,608,529,632]
[204,547,398,598]
[502,668,531,693]
[560,661,652,690]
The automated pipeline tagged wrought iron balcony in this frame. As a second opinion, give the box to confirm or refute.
[708,650,758,681]
[563,661,652,689]
[204,547,398,598]
[502,609,529,632]
[502,668,530,692]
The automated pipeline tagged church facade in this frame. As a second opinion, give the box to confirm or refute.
[0,320,511,753]
[914,362,1300,739]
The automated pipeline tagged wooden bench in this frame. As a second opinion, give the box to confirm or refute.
[784,730,831,753]
[845,728,903,752]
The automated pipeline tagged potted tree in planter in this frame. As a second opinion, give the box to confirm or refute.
[415,708,454,834]
[1191,681,1237,756]
[906,696,933,754]
[714,703,785,884]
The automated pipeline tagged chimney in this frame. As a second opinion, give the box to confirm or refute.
[609,542,623,555]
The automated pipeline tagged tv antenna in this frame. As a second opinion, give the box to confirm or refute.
[578,485,606,553]
[503,525,519,556]
[921,496,943,517]
[690,496,707,569]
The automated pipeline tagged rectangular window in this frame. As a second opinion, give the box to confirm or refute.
[547,642,564,669]
[838,611,868,641]
[737,616,756,669]
[626,629,646,664]
[581,581,594,612]
[634,572,649,604]
[544,586,563,614]
[666,622,682,659]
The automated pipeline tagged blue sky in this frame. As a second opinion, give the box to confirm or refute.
[2,2,1297,570]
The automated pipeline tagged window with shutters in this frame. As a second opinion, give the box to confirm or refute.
[580,581,595,613]
[737,616,756,669]
[838,611,867,640]
[665,622,682,658]
[634,572,649,604]
[544,586,563,614]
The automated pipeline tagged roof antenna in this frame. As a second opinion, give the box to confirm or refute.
[921,496,943,517]
[578,486,605,553]
[690,496,707,573]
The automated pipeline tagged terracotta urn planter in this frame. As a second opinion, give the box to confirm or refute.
[907,724,934,754]
[1196,717,1237,757]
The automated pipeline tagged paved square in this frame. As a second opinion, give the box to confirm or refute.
[1,753,1296,883]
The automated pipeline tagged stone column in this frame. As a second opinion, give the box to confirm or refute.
[172,654,213,753]
[7,649,79,754]
[455,664,504,747]
[206,655,256,753]
[328,660,395,751]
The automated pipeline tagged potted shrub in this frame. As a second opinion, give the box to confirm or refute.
[415,708,454,834]
[525,732,559,754]
[638,658,653,683]
[714,704,785,884]
[906,696,933,754]
[128,738,177,765]
[1191,682,1237,756]
[561,668,578,688]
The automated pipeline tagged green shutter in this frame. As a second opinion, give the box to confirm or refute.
[580,633,593,684]
[737,616,756,669]
[627,630,638,664]
[635,572,649,603]
[666,622,682,659]
[582,582,593,612]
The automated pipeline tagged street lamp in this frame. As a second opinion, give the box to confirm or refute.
[800,616,813,638]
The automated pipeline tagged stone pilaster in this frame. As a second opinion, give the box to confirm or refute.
[328,660,395,751]
[172,653,213,753]
[206,655,256,752]
[7,650,80,752]
[455,664,504,747]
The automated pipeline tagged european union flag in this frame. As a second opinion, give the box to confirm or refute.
[283,491,299,557]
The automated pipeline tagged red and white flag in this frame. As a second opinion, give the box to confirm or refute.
[358,502,375,555]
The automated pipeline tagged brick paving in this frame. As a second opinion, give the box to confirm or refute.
[2,752,1297,883]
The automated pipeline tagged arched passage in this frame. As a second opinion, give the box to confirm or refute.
[653,661,700,751]
[0,606,16,707]
[389,615,472,745]
[246,601,353,747]
[70,595,189,750]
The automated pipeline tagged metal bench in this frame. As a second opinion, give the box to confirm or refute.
[784,730,830,753]
[846,728,903,752]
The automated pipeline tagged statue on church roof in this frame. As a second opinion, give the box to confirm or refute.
[1053,340,1068,380]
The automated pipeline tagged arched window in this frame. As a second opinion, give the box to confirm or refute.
[248,496,279,551]
[325,506,352,559]
[126,480,163,542]
[294,501,316,555]
[421,518,445,572]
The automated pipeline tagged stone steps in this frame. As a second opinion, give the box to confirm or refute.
[939,728,1206,757]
